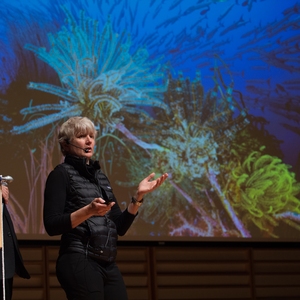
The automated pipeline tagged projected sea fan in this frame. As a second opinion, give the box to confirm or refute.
[11,7,168,136]
[150,68,248,182]
[124,69,252,237]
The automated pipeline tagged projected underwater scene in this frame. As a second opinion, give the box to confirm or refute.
[0,0,300,241]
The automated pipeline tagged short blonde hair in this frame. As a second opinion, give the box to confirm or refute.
[58,117,97,155]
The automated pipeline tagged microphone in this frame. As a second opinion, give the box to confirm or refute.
[0,175,13,185]
[66,140,89,153]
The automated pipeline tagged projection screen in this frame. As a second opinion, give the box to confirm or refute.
[0,0,299,242]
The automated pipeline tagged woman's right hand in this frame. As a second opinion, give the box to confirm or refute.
[89,198,115,216]
[71,198,115,229]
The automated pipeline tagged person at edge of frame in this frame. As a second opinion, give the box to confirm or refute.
[43,116,169,300]
[0,184,30,300]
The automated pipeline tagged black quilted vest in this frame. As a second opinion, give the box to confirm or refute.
[59,156,118,262]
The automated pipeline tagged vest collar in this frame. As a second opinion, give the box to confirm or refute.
[64,155,101,176]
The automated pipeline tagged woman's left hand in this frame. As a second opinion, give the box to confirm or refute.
[136,172,168,201]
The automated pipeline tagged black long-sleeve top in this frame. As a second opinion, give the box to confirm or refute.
[43,155,137,237]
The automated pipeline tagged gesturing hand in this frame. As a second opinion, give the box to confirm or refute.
[136,172,168,200]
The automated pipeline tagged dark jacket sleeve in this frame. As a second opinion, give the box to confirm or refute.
[2,205,30,279]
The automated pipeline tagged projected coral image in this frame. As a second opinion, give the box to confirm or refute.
[0,0,299,241]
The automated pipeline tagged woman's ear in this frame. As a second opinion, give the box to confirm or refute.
[60,139,70,155]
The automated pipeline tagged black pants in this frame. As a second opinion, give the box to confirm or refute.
[0,278,13,300]
[56,253,128,300]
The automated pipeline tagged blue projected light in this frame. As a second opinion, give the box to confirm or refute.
[0,0,299,241]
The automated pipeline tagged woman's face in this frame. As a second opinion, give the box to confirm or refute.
[66,131,95,160]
